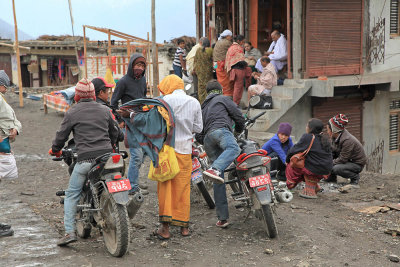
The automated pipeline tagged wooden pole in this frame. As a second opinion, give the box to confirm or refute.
[287,0,292,79]
[195,0,200,41]
[107,29,112,71]
[151,0,159,96]
[12,0,23,107]
[239,0,244,35]
[83,26,87,78]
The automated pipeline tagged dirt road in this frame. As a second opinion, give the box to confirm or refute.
[0,93,399,267]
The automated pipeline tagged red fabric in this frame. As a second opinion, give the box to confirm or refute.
[285,163,323,189]
[216,61,233,96]
[229,68,247,105]
[48,148,62,158]
[225,43,246,72]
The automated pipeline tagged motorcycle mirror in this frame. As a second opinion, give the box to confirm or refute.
[185,84,192,91]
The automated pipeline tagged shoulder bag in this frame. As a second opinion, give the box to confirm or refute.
[289,134,315,169]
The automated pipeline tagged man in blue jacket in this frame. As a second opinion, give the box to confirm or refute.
[111,53,148,195]
[262,122,293,181]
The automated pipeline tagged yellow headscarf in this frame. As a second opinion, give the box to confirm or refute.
[158,74,184,96]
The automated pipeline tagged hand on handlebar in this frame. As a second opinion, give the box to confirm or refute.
[48,148,62,158]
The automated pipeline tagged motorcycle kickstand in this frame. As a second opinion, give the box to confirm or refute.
[243,207,252,223]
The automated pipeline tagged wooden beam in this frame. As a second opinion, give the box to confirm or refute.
[12,0,23,107]
[152,0,159,96]
[0,42,30,50]
[287,0,292,79]
[83,26,87,78]
[107,29,112,71]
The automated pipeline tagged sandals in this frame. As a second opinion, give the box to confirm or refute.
[152,229,170,240]
[181,227,191,237]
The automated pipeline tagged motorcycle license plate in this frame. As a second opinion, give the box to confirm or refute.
[192,157,201,171]
[106,179,131,193]
[249,174,271,188]
[191,169,203,184]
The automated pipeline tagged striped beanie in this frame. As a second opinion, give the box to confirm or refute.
[0,70,10,87]
[74,78,96,103]
[329,114,348,133]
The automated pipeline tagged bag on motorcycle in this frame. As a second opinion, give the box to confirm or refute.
[289,135,315,169]
[148,144,180,182]
[249,95,273,109]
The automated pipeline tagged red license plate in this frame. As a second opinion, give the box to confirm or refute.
[249,174,271,188]
[192,157,201,171]
[106,179,131,193]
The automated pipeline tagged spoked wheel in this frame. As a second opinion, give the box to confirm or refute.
[100,191,129,257]
[76,192,92,238]
[261,204,278,238]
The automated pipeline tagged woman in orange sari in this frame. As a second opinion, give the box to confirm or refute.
[155,75,203,239]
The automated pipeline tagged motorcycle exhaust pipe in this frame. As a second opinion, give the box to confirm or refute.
[276,190,293,203]
[127,192,144,219]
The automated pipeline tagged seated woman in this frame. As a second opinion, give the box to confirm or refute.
[248,57,277,103]
[244,42,262,68]
[262,123,293,181]
[285,118,333,199]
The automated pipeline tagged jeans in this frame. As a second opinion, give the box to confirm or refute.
[173,64,182,78]
[204,128,241,221]
[331,162,363,182]
[64,161,92,234]
[128,147,144,192]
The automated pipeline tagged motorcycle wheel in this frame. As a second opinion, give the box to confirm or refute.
[76,192,92,238]
[261,204,278,238]
[197,181,215,209]
[100,191,130,257]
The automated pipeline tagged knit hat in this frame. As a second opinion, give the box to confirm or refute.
[206,79,223,94]
[329,114,348,133]
[0,70,10,87]
[74,78,96,102]
[277,122,292,136]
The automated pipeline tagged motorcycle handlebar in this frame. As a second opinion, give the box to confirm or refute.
[247,111,266,124]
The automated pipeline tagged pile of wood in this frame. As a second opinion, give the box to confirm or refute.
[37,35,83,42]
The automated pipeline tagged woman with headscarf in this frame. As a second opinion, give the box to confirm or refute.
[225,35,251,106]
[194,37,213,104]
[285,118,333,199]
[154,75,203,239]
[213,30,233,96]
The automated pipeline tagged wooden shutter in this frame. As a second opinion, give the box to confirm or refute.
[313,97,363,142]
[305,0,363,78]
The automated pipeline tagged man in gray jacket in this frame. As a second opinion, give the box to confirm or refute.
[49,78,119,246]
[325,114,367,187]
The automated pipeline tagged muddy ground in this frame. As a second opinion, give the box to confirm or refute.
[0,92,399,267]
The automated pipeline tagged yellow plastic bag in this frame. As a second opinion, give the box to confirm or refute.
[148,144,180,182]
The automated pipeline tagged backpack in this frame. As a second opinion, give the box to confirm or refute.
[249,95,273,109]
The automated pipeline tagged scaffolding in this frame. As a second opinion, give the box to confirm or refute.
[82,25,162,97]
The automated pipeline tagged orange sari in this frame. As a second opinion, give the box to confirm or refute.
[157,153,192,227]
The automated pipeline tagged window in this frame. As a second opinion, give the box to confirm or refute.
[389,99,400,151]
[391,0,400,36]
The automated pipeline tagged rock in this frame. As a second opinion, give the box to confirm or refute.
[160,241,168,248]
[338,185,354,193]
[388,255,400,263]
[283,256,291,262]
[264,248,274,255]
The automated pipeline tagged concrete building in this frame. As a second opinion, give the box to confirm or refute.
[197,0,400,174]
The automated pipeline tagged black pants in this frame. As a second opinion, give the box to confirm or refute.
[331,162,363,182]
[269,151,286,180]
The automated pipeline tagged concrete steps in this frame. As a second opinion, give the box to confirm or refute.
[246,80,312,132]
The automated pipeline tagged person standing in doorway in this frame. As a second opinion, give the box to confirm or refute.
[111,53,149,195]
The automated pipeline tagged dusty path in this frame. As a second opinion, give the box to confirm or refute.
[0,92,399,267]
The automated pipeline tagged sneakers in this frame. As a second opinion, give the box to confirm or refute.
[0,223,11,231]
[0,229,14,237]
[216,220,229,228]
[139,188,149,195]
[129,187,149,195]
[203,168,224,184]
[57,232,77,246]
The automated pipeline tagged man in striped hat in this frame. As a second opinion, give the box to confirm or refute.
[325,114,367,188]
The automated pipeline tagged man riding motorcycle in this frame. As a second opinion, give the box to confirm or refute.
[195,79,245,228]
[49,78,119,246]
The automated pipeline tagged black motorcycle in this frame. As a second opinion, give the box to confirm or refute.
[53,139,137,257]
[225,111,292,238]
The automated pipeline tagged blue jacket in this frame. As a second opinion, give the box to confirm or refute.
[121,98,175,167]
[262,134,293,164]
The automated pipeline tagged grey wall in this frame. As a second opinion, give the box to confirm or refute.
[363,89,400,174]
[269,94,312,142]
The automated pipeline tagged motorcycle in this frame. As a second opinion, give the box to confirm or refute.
[225,111,293,238]
[191,141,215,209]
[53,139,141,257]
